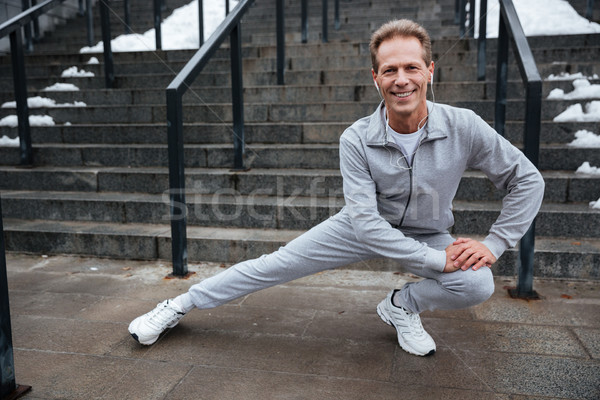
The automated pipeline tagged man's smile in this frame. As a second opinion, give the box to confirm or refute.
[392,90,415,99]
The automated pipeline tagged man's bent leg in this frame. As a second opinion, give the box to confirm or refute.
[394,232,495,314]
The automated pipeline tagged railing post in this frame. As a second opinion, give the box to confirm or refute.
[99,0,114,88]
[276,0,285,85]
[509,221,537,298]
[301,0,307,43]
[124,0,131,33]
[494,13,508,136]
[586,0,595,19]
[458,0,466,36]
[86,0,94,46]
[321,0,328,43]
[166,89,189,277]
[198,0,204,45]
[1,196,32,399]
[230,22,246,170]
[468,0,475,37]
[226,0,230,15]
[334,0,339,30]
[31,0,40,42]
[21,0,33,52]
[10,29,33,166]
[454,0,460,24]
[512,79,542,299]
[154,0,162,50]
[477,0,487,81]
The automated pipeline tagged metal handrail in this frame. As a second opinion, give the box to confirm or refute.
[165,0,254,276]
[0,0,67,166]
[457,0,542,299]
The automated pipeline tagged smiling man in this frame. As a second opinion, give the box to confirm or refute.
[129,19,544,357]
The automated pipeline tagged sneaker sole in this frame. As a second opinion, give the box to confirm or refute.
[376,300,435,357]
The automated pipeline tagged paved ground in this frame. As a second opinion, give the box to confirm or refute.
[4,253,600,399]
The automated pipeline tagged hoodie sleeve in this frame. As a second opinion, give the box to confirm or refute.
[339,130,447,272]
[466,112,545,259]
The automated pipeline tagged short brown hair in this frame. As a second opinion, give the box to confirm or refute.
[370,19,432,72]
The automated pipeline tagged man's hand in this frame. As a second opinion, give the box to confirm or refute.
[444,237,496,273]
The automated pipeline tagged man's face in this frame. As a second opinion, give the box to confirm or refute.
[372,36,434,133]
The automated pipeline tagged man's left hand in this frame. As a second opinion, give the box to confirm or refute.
[449,237,497,271]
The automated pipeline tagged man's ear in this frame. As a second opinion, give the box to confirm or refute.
[429,62,435,82]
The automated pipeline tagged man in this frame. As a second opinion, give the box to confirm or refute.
[129,19,544,356]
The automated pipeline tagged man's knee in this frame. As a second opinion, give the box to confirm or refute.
[465,267,495,305]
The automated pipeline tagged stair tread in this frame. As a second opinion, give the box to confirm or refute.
[4,217,599,252]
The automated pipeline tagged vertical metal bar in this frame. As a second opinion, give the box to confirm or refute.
[514,79,542,297]
[198,0,204,45]
[468,0,475,37]
[458,0,466,37]
[99,0,114,89]
[226,0,230,15]
[166,89,189,277]
[31,0,40,42]
[1,197,17,398]
[334,0,339,30]
[454,0,460,24]
[21,0,33,52]
[10,30,33,166]
[494,13,508,136]
[276,0,285,85]
[586,0,594,19]
[0,194,14,398]
[78,0,84,15]
[0,196,32,399]
[477,0,487,81]
[124,0,131,33]
[301,0,308,43]
[516,221,536,296]
[154,0,162,50]
[230,23,246,170]
[86,0,94,47]
[322,0,328,43]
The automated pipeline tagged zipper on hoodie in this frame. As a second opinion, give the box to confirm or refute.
[398,155,414,227]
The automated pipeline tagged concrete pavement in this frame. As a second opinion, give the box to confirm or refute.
[5,253,600,399]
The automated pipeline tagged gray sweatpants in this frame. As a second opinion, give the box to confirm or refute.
[186,212,495,314]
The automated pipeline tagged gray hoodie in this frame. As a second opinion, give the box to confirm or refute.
[338,101,545,272]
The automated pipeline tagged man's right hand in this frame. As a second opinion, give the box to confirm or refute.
[444,238,495,273]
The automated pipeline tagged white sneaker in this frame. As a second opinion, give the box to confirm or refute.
[128,299,186,345]
[376,290,436,356]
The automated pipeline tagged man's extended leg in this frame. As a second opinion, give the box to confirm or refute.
[129,213,377,344]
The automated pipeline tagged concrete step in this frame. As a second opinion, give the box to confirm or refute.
[0,142,598,171]
[1,120,594,146]
[0,166,597,203]
[3,218,599,279]
[2,80,594,106]
[1,191,598,236]
[10,33,598,67]
[0,99,595,125]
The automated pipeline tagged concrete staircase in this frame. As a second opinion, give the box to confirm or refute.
[0,0,599,279]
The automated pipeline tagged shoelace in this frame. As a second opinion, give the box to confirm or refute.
[406,312,426,337]
[147,302,181,329]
